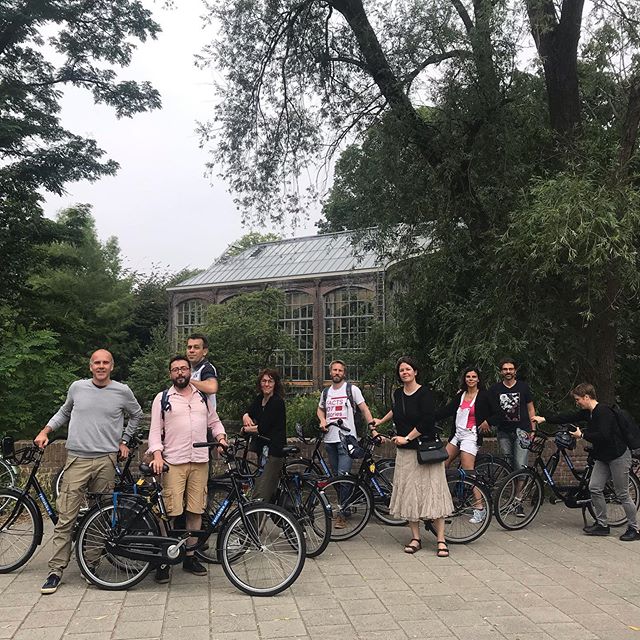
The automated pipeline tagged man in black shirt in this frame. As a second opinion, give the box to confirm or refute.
[533,382,639,541]
[186,333,219,410]
[488,358,536,473]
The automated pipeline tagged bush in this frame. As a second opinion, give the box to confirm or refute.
[285,393,321,437]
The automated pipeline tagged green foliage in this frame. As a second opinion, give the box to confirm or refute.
[202,289,297,419]
[0,0,161,204]
[223,232,283,257]
[0,324,75,438]
[127,326,174,411]
[285,393,321,437]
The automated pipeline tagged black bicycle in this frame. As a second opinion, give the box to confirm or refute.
[200,436,332,559]
[493,427,640,530]
[74,438,306,596]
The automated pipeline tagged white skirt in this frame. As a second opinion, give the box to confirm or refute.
[389,448,454,521]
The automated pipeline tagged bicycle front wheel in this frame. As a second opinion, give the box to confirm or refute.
[0,459,17,489]
[323,476,373,541]
[439,477,492,543]
[75,498,159,590]
[0,489,40,573]
[494,469,543,530]
[196,479,234,564]
[371,464,407,526]
[219,503,306,596]
[279,478,331,557]
[590,471,640,527]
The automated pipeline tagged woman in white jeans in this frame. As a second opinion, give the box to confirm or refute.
[435,367,500,523]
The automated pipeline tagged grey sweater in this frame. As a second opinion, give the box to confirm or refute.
[48,379,143,458]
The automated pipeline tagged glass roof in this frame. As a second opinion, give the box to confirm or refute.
[171,232,383,289]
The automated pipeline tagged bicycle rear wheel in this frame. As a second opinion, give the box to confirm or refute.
[0,459,17,489]
[219,503,305,596]
[323,476,372,541]
[279,477,331,557]
[493,469,543,530]
[371,464,407,526]
[433,477,492,543]
[0,489,40,573]
[589,471,640,527]
[75,498,159,590]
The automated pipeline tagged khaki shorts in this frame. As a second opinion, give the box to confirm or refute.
[162,461,209,516]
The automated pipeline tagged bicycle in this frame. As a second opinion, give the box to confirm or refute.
[0,433,146,573]
[74,437,306,596]
[493,427,640,530]
[199,436,332,559]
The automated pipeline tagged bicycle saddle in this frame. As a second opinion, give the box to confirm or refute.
[139,462,169,476]
[282,445,300,456]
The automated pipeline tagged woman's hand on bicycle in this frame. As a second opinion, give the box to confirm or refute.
[242,424,258,434]
[242,413,256,429]
[570,426,582,439]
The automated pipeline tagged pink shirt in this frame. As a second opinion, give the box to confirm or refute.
[460,398,476,429]
[148,385,225,464]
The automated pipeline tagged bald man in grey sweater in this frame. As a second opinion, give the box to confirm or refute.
[34,349,142,594]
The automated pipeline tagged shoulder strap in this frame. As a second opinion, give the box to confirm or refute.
[321,386,329,406]
[160,389,171,420]
[346,381,358,413]
[198,390,209,408]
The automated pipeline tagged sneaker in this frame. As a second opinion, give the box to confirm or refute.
[41,573,61,594]
[469,508,486,524]
[183,555,207,576]
[155,564,171,584]
[334,515,347,530]
[619,526,640,541]
[583,523,610,536]
[515,503,525,518]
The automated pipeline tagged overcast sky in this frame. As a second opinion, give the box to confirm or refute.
[42,1,321,275]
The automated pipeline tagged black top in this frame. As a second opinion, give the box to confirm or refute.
[435,389,501,446]
[545,403,628,462]
[487,380,534,432]
[192,359,218,380]
[391,386,436,449]
[247,394,286,457]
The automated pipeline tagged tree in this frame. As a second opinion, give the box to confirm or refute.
[201,289,296,419]
[0,0,161,205]
[223,232,283,257]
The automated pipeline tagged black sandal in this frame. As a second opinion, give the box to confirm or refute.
[436,541,449,557]
[404,538,421,554]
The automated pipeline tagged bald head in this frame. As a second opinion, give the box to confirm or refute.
[89,349,114,387]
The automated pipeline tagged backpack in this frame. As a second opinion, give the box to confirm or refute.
[321,382,364,433]
[160,388,211,441]
[610,404,640,452]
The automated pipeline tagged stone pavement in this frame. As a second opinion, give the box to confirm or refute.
[2,504,640,640]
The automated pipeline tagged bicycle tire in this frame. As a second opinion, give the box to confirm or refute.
[0,458,17,489]
[474,455,512,489]
[284,458,326,479]
[493,469,543,530]
[0,489,40,573]
[427,477,492,543]
[219,503,305,596]
[588,471,640,527]
[196,479,235,564]
[323,476,373,541]
[278,477,331,557]
[371,464,407,526]
[75,497,159,590]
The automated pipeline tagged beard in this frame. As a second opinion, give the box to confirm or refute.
[174,376,190,389]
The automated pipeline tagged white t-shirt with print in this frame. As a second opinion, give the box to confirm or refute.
[319,382,365,443]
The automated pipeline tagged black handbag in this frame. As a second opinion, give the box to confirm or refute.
[416,437,448,465]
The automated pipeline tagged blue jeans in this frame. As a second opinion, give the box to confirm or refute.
[497,430,529,470]
[324,442,353,476]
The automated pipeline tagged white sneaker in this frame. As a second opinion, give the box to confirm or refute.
[469,508,486,524]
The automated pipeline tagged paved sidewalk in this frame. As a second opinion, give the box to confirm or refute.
[2,504,640,640]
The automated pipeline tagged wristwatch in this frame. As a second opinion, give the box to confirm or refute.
[120,439,128,446]
[405,436,412,443]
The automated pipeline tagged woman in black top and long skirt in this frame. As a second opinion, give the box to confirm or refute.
[372,356,453,556]
[242,368,287,502]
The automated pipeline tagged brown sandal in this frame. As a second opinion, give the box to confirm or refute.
[404,538,421,554]
[436,541,449,558]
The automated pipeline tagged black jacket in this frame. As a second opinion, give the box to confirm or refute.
[247,394,286,458]
[391,386,436,449]
[545,403,628,462]
[435,389,501,446]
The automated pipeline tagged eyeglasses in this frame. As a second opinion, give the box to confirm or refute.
[261,379,275,385]
[170,366,190,374]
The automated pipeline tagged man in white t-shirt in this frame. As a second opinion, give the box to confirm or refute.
[317,360,374,527]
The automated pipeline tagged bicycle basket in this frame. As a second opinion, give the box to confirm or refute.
[554,431,576,450]
[340,433,366,459]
